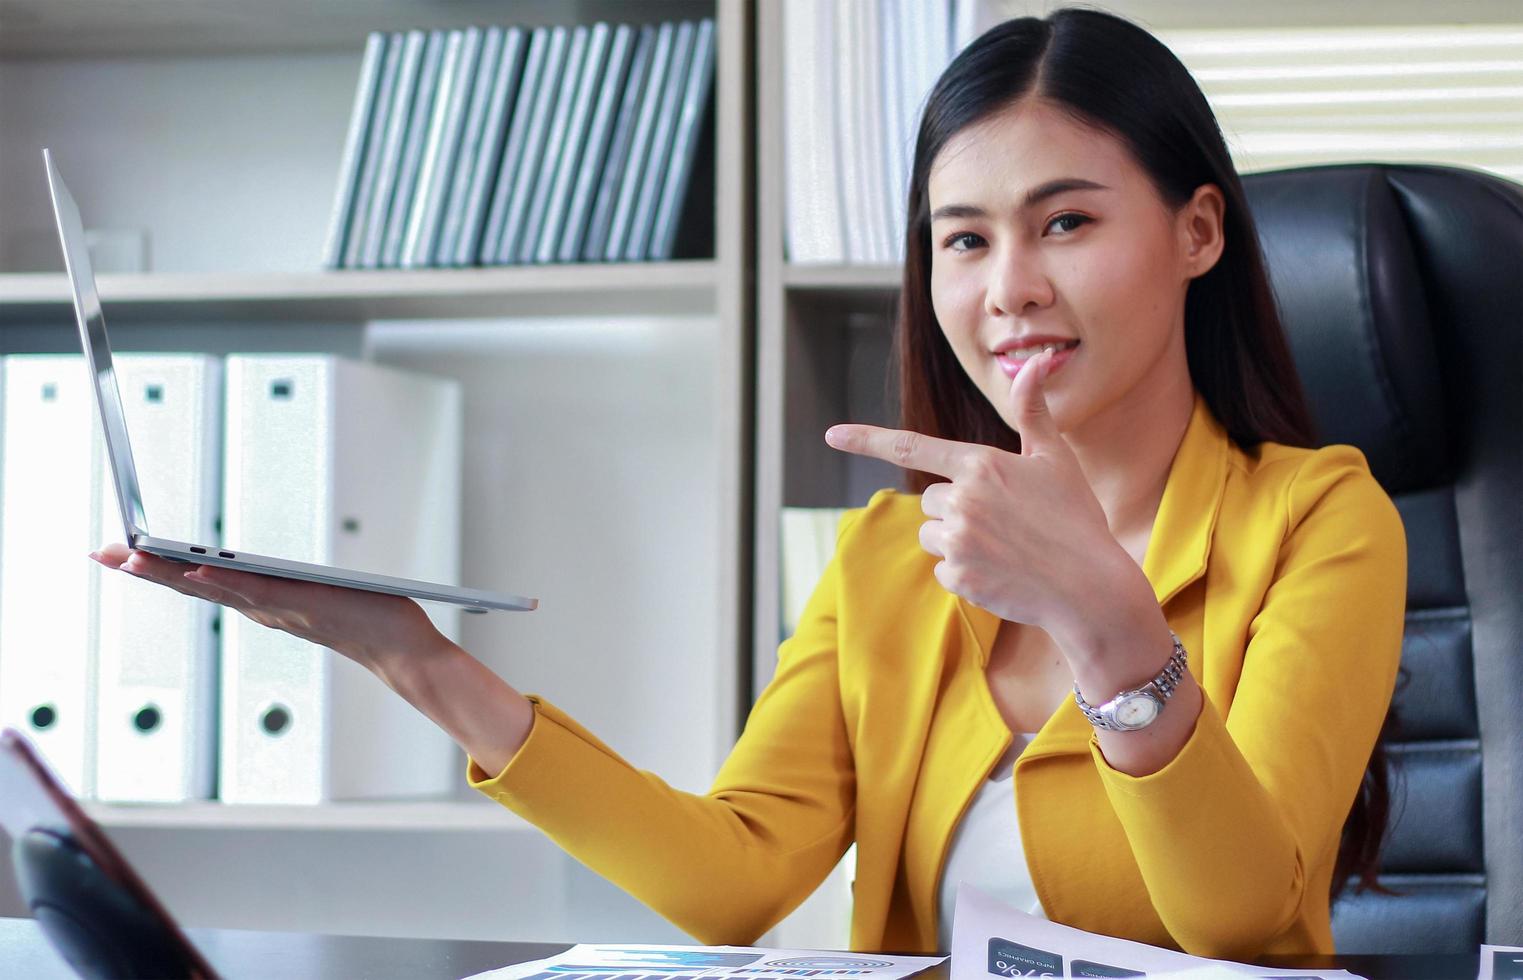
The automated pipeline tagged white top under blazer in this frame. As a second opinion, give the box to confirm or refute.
[935,732,1048,951]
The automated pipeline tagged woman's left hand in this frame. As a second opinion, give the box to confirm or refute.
[824,348,1125,634]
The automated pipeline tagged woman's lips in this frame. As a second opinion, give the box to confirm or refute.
[995,342,1079,379]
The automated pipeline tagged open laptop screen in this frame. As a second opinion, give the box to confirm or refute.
[42,148,151,546]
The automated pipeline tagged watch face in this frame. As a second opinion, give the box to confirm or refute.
[1111,693,1162,730]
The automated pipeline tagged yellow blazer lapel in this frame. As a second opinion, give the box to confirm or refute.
[952,393,1230,762]
[1144,393,1231,609]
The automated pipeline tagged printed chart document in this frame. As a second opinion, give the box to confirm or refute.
[1480,946,1523,980]
[464,944,947,980]
[951,884,1366,980]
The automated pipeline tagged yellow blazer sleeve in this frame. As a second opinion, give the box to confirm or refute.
[464,509,865,944]
[1090,446,1407,957]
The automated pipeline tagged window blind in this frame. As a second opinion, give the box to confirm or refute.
[1156,23,1523,181]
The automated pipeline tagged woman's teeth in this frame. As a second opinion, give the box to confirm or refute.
[1003,340,1078,358]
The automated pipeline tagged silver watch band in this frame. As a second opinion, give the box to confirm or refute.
[1072,630,1189,731]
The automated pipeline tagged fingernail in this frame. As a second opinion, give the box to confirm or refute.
[87,551,101,561]
[825,426,842,446]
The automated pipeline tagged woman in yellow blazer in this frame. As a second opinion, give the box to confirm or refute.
[93,6,1406,960]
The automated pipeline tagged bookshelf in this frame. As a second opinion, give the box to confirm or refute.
[752,2,900,708]
[0,0,751,945]
[0,263,720,323]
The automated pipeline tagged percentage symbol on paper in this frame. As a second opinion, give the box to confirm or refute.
[986,938,1060,978]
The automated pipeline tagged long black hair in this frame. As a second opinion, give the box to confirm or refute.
[893,5,1393,902]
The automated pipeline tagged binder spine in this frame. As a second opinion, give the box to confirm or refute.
[341,33,404,270]
[381,30,448,268]
[218,356,459,803]
[435,26,505,267]
[624,20,696,262]
[535,22,614,264]
[832,3,869,264]
[453,27,528,268]
[580,24,657,262]
[557,24,636,263]
[0,355,104,797]
[401,29,472,269]
[602,21,675,262]
[479,27,552,266]
[492,25,571,266]
[219,357,333,804]
[94,356,223,803]
[417,26,485,267]
[516,25,590,264]
[320,32,387,269]
[359,30,427,269]
[649,19,716,262]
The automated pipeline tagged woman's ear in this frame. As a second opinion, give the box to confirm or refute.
[1180,183,1226,279]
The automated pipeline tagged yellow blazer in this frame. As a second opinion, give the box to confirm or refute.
[467,392,1407,959]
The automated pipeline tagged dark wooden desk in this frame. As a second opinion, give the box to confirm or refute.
[0,918,566,979]
[0,917,1482,980]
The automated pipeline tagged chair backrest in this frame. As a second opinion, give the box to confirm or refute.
[1241,163,1523,952]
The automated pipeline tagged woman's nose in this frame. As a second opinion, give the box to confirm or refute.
[983,243,1054,318]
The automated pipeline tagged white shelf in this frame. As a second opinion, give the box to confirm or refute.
[83,797,532,832]
[781,263,899,292]
[0,262,720,324]
[0,0,715,57]
[779,265,901,321]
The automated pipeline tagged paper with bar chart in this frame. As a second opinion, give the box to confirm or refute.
[464,944,946,980]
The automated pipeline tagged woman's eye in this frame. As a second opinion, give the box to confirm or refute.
[1046,213,1091,235]
[942,231,986,252]
[941,215,1089,252]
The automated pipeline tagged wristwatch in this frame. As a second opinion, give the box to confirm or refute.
[1072,630,1189,732]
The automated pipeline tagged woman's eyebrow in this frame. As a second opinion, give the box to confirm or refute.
[929,178,1110,222]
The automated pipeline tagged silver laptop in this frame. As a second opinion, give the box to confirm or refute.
[42,147,537,615]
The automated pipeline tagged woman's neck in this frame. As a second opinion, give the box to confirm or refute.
[1063,372,1196,552]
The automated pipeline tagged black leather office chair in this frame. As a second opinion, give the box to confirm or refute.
[1241,163,1523,951]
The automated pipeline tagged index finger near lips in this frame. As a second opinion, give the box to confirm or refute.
[825,424,965,478]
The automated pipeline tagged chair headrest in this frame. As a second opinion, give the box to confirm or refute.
[1241,164,1522,494]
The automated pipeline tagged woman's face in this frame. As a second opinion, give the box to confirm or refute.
[926,98,1224,439]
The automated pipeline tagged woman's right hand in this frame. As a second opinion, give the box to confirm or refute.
[88,543,447,680]
[90,543,538,777]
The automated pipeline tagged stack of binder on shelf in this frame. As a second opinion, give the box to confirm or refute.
[219,355,462,805]
[0,355,109,798]
[0,352,464,805]
[778,507,850,641]
[94,355,223,804]
[782,0,997,265]
[0,354,223,802]
[322,16,717,271]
